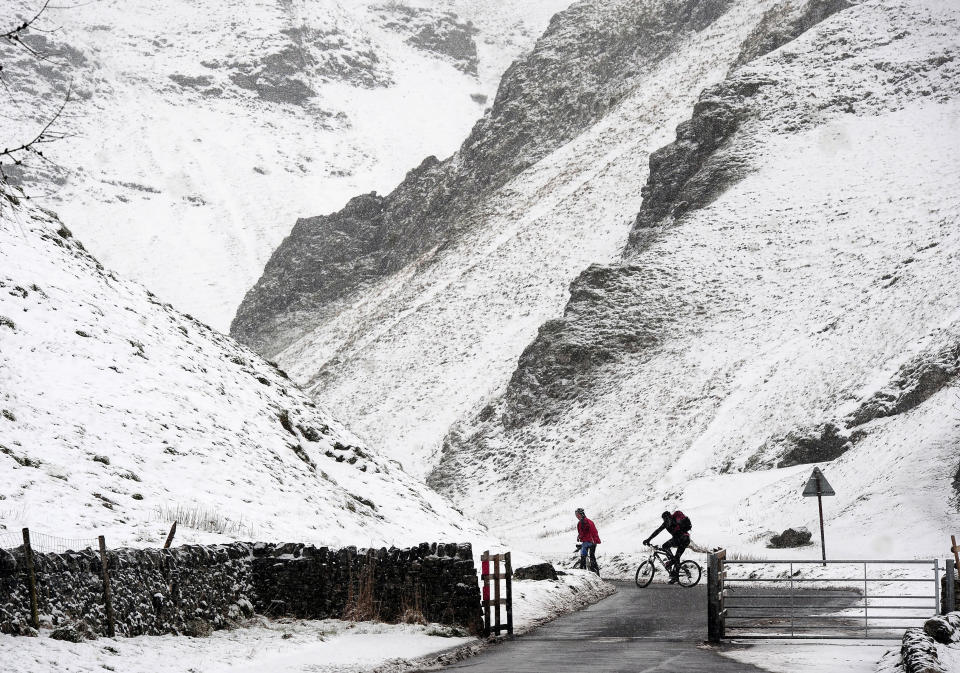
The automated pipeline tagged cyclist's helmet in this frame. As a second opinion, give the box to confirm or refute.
[661,511,671,519]
[575,507,585,516]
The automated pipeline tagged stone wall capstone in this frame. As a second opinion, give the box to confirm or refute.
[0,541,481,638]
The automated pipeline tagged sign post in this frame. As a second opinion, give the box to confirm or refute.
[802,467,836,566]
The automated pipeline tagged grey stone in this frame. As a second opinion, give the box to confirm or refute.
[514,563,558,581]
[767,528,813,548]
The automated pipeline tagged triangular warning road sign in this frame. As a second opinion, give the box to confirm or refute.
[802,467,836,497]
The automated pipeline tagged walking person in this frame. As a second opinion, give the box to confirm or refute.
[575,507,601,575]
[644,510,692,584]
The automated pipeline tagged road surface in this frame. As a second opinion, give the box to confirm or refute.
[443,580,767,672]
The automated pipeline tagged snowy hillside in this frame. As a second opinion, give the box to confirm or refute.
[233,0,794,477]
[434,0,960,557]
[0,199,483,548]
[0,0,570,330]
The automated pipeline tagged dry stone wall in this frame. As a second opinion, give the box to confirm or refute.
[0,541,480,638]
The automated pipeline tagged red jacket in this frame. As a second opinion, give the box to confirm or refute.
[577,517,601,544]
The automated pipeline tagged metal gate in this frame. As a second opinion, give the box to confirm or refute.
[708,551,953,641]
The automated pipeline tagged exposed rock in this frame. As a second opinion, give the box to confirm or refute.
[846,337,960,427]
[50,626,86,642]
[901,626,945,673]
[627,74,772,243]
[776,423,852,468]
[501,264,686,429]
[924,613,960,645]
[731,0,853,72]
[513,563,558,581]
[767,527,812,548]
[232,0,741,355]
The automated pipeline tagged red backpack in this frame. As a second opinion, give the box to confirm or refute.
[672,511,692,533]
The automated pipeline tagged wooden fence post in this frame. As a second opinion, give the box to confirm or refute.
[163,522,177,549]
[708,549,726,643]
[98,535,116,637]
[21,528,39,630]
[504,551,513,636]
[947,558,956,615]
[481,550,490,637]
[493,553,501,635]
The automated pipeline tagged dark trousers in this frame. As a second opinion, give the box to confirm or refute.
[663,535,689,573]
[579,542,598,572]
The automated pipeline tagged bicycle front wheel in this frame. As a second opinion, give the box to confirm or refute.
[635,560,655,588]
[677,560,702,587]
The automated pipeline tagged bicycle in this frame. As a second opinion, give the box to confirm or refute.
[634,543,701,587]
[573,543,600,576]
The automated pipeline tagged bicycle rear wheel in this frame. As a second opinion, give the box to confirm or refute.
[677,559,702,587]
[634,560,655,587]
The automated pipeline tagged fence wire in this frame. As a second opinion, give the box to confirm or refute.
[0,531,22,551]
[0,529,98,553]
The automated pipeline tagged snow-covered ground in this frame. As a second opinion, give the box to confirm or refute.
[0,569,610,673]
[1,0,571,330]
[0,199,486,548]
[721,641,893,673]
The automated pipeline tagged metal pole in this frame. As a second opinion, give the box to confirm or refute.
[21,528,39,630]
[934,559,940,616]
[789,562,795,638]
[163,521,177,549]
[98,536,116,637]
[863,562,868,638]
[816,474,826,567]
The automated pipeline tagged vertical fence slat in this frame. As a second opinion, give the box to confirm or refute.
[935,558,941,616]
[98,535,116,637]
[21,528,39,630]
[504,551,513,636]
[493,554,501,634]
[863,562,869,637]
[947,559,956,614]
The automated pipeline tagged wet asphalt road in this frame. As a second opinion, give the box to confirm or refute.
[443,581,767,673]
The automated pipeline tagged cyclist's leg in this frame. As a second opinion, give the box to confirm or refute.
[588,544,598,572]
[663,538,679,573]
[675,536,689,565]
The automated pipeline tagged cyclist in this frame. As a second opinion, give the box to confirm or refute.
[575,507,601,574]
[643,510,691,584]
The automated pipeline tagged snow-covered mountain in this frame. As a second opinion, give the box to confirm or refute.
[433,0,960,556]
[233,0,789,477]
[0,199,483,548]
[0,0,571,330]
[236,0,960,559]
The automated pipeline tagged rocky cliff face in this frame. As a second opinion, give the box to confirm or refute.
[431,0,960,554]
[231,0,745,356]
[231,0,791,479]
[0,0,563,330]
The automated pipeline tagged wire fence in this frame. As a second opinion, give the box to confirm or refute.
[0,529,99,554]
[0,530,22,551]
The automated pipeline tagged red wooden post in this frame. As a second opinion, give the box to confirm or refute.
[481,551,490,636]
